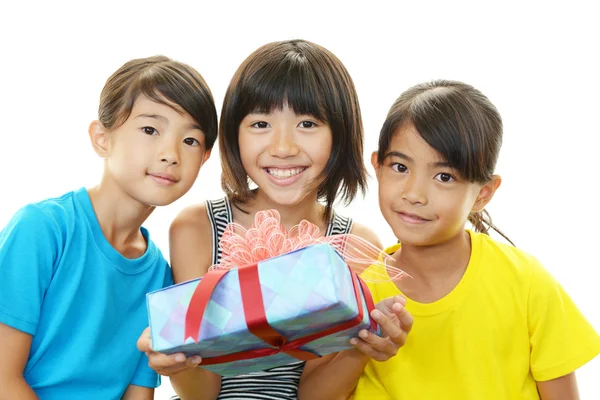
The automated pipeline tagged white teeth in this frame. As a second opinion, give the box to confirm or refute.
[267,167,305,178]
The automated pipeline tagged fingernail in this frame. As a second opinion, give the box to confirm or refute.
[191,356,201,364]
[371,310,382,319]
[359,330,369,339]
[175,354,185,362]
[350,338,358,345]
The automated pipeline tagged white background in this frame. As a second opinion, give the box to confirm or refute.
[1,1,598,398]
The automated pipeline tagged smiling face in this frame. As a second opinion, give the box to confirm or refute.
[373,123,491,247]
[92,95,210,207]
[238,104,332,207]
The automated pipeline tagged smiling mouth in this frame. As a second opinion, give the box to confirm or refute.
[398,211,431,223]
[265,167,307,179]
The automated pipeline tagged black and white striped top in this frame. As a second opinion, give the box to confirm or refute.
[171,197,353,400]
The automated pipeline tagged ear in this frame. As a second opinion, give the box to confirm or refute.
[370,151,381,180]
[201,148,212,166]
[472,175,502,212]
[88,120,110,157]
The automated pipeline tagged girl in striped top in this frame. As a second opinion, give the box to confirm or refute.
[139,39,413,400]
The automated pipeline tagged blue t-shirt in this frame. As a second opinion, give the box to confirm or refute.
[0,188,173,399]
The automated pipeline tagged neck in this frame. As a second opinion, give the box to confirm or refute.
[88,175,155,251]
[395,230,472,282]
[236,189,326,232]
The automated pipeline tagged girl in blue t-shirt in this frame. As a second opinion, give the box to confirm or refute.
[0,55,217,399]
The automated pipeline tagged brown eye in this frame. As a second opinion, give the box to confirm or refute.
[299,121,317,128]
[435,173,455,182]
[251,121,269,129]
[392,163,408,173]
[183,138,200,146]
[143,127,157,135]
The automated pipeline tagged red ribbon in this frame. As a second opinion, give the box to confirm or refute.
[184,259,377,365]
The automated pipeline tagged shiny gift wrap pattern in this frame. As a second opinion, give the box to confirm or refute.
[146,244,377,376]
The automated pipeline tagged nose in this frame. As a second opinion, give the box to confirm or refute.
[268,126,299,158]
[401,175,428,205]
[158,137,180,166]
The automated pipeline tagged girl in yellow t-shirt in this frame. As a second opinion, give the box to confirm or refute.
[354,80,600,400]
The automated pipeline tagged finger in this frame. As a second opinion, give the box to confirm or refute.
[392,302,414,334]
[184,355,202,369]
[360,327,397,355]
[371,309,403,339]
[155,355,202,376]
[376,295,406,318]
[349,336,391,362]
[394,295,407,307]
[371,309,409,350]
[147,352,188,370]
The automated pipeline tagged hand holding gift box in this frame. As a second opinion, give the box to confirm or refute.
[146,210,406,376]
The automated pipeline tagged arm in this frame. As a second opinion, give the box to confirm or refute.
[298,223,413,400]
[0,205,59,400]
[537,373,579,400]
[138,204,221,400]
[121,384,154,400]
[527,260,599,395]
[0,323,38,400]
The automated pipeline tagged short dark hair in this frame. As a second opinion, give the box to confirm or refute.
[378,80,513,244]
[219,39,366,220]
[98,55,218,149]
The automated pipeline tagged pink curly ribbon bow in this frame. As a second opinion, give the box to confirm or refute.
[211,209,406,282]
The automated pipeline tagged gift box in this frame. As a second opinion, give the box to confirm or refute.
[146,242,379,376]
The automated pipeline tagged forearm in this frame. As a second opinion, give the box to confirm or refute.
[0,377,39,400]
[299,349,369,400]
[170,367,222,400]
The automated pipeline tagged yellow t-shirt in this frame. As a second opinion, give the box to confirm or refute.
[353,231,600,400]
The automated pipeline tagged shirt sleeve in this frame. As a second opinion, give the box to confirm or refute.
[528,259,600,381]
[163,264,174,288]
[0,204,60,335]
[130,352,160,388]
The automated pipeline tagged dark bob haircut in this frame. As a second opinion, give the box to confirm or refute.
[219,39,366,221]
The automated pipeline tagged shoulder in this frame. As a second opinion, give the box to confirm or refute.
[1,195,72,245]
[471,231,546,284]
[169,202,214,282]
[170,202,211,237]
[349,220,383,248]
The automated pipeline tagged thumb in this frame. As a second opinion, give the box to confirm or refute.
[136,327,153,352]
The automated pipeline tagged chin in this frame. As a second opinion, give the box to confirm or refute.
[135,193,179,207]
[390,227,433,247]
[265,191,311,207]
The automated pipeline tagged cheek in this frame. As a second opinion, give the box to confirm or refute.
[319,136,333,163]
[378,180,397,207]
[238,134,262,163]
[183,151,204,170]
[434,193,474,223]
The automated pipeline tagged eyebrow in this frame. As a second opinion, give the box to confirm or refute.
[135,113,168,122]
[135,113,202,131]
[384,151,451,168]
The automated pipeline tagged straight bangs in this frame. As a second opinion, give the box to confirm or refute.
[112,63,217,148]
[378,83,498,184]
[410,89,496,183]
[235,55,328,123]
